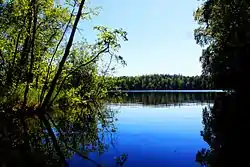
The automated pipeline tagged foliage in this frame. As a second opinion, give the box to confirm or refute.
[0,0,127,166]
[194,1,250,166]
[111,74,213,90]
[194,0,250,91]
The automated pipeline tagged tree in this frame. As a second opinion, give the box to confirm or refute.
[194,1,250,166]
[0,0,127,166]
[194,0,250,91]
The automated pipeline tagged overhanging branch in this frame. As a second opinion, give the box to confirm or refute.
[49,45,109,106]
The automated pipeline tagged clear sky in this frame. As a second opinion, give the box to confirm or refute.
[78,0,203,76]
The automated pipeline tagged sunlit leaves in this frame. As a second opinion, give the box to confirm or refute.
[81,6,102,20]
[0,0,128,166]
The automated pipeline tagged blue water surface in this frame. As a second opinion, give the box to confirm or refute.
[68,103,208,167]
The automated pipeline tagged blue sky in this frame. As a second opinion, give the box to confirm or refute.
[77,0,203,76]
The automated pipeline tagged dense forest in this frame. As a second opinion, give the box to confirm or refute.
[111,74,213,90]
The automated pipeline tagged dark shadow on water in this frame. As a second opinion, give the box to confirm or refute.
[110,92,219,107]
[0,105,124,167]
[195,92,249,166]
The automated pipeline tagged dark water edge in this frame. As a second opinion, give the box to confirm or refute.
[110,90,224,93]
[110,91,221,107]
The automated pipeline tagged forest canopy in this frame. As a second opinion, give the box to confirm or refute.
[111,74,214,90]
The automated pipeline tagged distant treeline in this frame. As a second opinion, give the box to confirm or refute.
[111,74,213,90]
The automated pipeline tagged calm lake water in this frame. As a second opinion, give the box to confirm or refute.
[68,92,219,167]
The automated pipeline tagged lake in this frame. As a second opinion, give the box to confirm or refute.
[68,92,219,167]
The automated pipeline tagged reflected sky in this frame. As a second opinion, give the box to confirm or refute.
[69,93,215,167]
[112,105,208,167]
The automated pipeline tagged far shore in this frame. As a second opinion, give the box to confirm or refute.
[109,90,224,93]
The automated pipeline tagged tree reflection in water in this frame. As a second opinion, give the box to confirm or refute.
[196,92,248,167]
[113,92,217,107]
[0,105,125,167]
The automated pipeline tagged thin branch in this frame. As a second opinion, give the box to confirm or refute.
[40,1,77,103]
[68,46,109,77]
[76,26,84,36]
[39,117,50,151]
[68,146,102,167]
[97,51,114,93]
[36,21,44,31]
[0,49,4,65]
[18,1,32,110]
[39,30,58,103]
[12,26,24,68]
[14,28,32,88]
[47,1,76,74]
[41,0,86,110]
[41,30,59,56]
[94,52,114,97]
[21,2,38,151]
[103,52,113,76]
[49,46,109,106]
[40,113,68,167]
[46,113,102,167]
[23,0,38,106]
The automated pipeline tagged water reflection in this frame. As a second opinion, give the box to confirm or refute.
[196,92,248,166]
[1,91,224,167]
[111,92,218,107]
[0,105,120,167]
